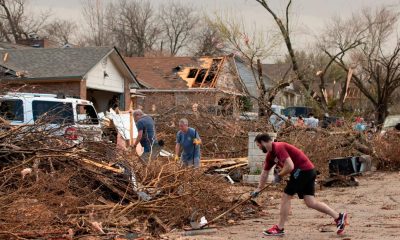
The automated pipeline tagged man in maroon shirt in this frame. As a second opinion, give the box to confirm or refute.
[251,133,348,236]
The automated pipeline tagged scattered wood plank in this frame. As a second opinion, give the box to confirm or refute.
[214,163,248,172]
[80,158,123,174]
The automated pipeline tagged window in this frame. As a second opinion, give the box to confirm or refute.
[187,69,198,78]
[76,104,99,125]
[32,101,73,124]
[0,100,24,121]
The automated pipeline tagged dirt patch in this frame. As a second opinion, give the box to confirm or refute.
[165,172,400,240]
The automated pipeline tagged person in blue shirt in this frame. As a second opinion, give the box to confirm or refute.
[175,118,201,167]
[133,109,160,163]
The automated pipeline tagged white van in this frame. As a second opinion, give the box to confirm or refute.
[0,92,102,142]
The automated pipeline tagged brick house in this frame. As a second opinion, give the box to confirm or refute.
[125,55,248,116]
[0,47,140,112]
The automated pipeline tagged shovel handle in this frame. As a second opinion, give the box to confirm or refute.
[200,183,272,229]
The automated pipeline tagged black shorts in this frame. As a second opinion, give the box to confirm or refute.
[284,169,316,199]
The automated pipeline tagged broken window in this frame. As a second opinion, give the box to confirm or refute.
[217,97,234,116]
[187,69,198,78]
[0,99,24,122]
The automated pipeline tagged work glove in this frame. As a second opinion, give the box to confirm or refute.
[250,190,260,198]
[193,138,202,145]
[174,155,180,162]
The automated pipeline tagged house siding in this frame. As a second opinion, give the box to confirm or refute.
[85,56,125,93]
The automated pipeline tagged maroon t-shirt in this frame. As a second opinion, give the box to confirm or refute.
[264,142,314,172]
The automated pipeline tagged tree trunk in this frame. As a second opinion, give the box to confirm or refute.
[376,102,389,127]
[256,59,268,117]
[318,75,329,111]
[258,97,267,117]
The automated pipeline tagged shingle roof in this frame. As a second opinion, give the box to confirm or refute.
[0,42,32,50]
[124,57,203,89]
[262,63,303,92]
[0,47,113,79]
[262,63,293,81]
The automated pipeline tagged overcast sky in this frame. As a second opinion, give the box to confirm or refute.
[31,0,400,59]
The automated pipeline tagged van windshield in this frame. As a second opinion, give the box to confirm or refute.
[0,99,24,122]
[32,101,74,124]
[76,104,99,125]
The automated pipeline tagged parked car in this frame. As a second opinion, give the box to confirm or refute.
[282,106,313,118]
[239,105,285,122]
[0,92,102,142]
[321,116,345,128]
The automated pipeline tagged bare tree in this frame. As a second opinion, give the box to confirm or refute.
[0,0,50,42]
[80,0,160,56]
[159,1,198,56]
[255,0,329,110]
[42,19,77,45]
[111,0,160,57]
[323,6,400,124]
[315,13,370,111]
[80,0,112,46]
[210,14,282,116]
[192,19,224,56]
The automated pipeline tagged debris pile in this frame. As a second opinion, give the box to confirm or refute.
[278,127,373,176]
[156,110,271,159]
[0,120,260,239]
[373,133,400,171]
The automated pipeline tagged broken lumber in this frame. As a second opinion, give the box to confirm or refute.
[214,163,248,172]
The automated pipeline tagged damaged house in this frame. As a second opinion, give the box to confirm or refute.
[235,60,302,109]
[0,47,140,112]
[125,55,248,116]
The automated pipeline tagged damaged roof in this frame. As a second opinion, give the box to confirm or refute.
[124,56,228,90]
[0,42,32,50]
[0,47,121,79]
[262,63,302,92]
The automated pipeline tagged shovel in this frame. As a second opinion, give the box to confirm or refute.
[189,183,272,231]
